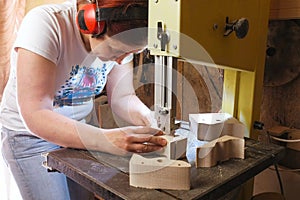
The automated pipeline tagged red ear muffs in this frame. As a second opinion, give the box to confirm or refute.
[76,3,105,35]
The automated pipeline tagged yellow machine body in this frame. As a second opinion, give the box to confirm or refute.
[148,0,271,138]
[148,0,270,71]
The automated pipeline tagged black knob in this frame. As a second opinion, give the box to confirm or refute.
[253,121,264,130]
[266,46,276,57]
[224,17,249,39]
[157,22,169,51]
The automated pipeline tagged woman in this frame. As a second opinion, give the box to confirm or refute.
[0,0,167,199]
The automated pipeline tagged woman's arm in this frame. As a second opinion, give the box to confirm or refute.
[17,48,166,155]
[106,61,156,127]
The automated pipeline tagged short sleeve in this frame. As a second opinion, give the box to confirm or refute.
[14,6,60,64]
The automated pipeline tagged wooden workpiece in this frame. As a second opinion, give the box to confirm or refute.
[196,135,245,168]
[129,154,191,190]
[157,134,187,160]
[189,113,245,141]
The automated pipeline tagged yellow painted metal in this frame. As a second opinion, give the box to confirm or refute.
[148,0,181,57]
[223,70,256,137]
[222,70,239,117]
[222,0,270,138]
[149,0,271,138]
[149,0,271,72]
[222,68,265,138]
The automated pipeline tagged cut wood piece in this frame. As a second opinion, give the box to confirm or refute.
[196,135,244,168]
[268,126,300,151]
[268,125,293,137]
[129,154,191,190]
[157,134,187,160]
[189,113,245,141]
[286,130,300,151]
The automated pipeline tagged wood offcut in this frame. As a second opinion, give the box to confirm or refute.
[196,135,245,168]
[129,154,191,190]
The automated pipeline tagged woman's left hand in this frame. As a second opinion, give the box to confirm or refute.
[102,126,167,156]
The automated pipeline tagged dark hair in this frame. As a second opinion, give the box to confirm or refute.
[98,0,148,46]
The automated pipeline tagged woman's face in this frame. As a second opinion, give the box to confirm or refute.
[89,35,145,64]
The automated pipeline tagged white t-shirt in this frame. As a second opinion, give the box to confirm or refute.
[0,1,132,131]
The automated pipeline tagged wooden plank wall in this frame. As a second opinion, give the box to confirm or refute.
[261,19,300,131]
[270,0,300,20]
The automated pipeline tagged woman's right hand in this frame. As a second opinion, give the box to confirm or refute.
[103,126,168,156]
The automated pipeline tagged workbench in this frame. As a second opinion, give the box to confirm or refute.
[45,137,284,200]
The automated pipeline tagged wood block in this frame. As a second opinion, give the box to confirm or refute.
[129,154,191,190]
[189,113,245,141]
[286,130,300,151]
[196,135,244,168]
[267,126,291,137]
[267,127,300,168]
[268,126,300,151]
[157,135,187,160]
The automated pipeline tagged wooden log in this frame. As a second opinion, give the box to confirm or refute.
[196,135,244,168]
[129,154,191,190]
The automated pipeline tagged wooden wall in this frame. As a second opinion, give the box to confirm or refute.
[270,0,300,20]
[254,10,299,199]
[261,19,300,131]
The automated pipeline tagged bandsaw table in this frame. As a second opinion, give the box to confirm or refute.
[45,137,284,200]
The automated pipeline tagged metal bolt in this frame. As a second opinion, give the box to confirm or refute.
[153,44,158,48]
[154,0,158,3]
[159,109,169,115]
[213,24,219,30]
[173,44,178,50]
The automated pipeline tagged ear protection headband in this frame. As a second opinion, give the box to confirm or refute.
[76,2,148,37]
